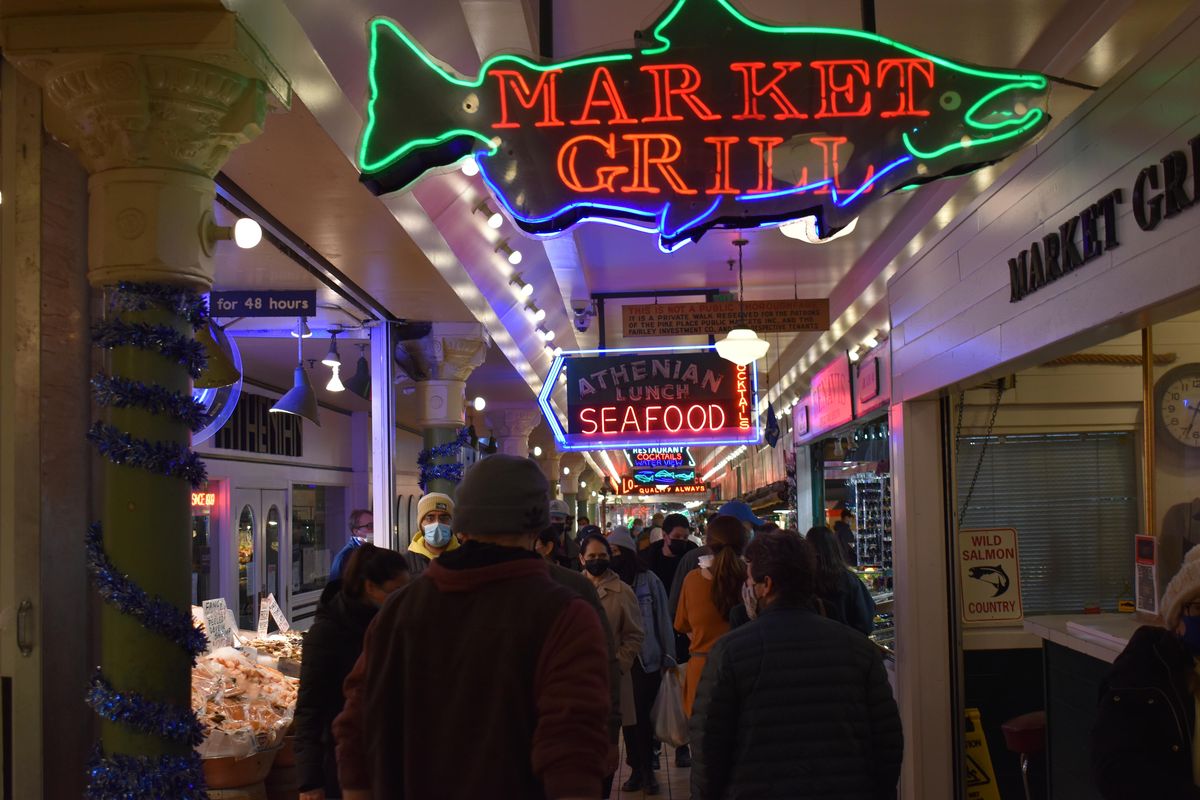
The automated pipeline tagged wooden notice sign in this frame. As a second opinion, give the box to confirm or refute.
[622,299,830,338]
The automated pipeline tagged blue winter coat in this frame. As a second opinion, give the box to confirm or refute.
[632,570,675,673]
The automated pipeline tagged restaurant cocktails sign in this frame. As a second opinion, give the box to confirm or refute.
[540,346,760,450]
[358,0,1049,250]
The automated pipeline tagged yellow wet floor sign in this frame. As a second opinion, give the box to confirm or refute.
[965,708,1001,800]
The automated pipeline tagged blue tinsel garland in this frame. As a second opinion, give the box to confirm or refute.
[110,281,210,330]
[86,749,207,800]
[85,524,208,660]
[417,427,471,492]
[86,671,206,746]
[87,422,208,488]
[92,319,208,378]
[92,374,211,432]
[86,282,211,799]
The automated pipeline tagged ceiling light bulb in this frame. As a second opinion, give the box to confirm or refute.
[533,446,544,457]
[326,364,345,392]
[473,396,486,412]
[290,317,313,338]
[519,281,534,299]
[508,248,523,266]
[779,215,858,244]
[543,329,556,342]
[563,467,570,475]
[849,347,861,362]
[487,212,503,229]
[533,307,546,322]
[552,346,563,357]
[715,328,769,366]
[233,217,263,249]
[581,480,587,488]
[461,158,479,177]
[863,331,880,349]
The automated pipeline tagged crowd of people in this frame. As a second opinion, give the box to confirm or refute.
[295,454,903,800]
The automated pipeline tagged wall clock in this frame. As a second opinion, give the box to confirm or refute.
[1156,363,1200,448]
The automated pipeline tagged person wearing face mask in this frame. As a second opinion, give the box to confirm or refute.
[405,492,458,576]
[1092,546,1200,799]
[547,498,580,570]
[580,531,645,799]
[296,544,409,800]
[690,532,902,800]
[329,510,374,581]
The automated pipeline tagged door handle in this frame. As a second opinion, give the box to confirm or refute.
[16,599,33,657]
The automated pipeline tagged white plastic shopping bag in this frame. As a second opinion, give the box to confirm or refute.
[652,666,689,747]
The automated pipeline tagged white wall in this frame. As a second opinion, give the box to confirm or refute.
[888,6,1200,404]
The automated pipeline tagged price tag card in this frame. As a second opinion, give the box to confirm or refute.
[257,595,271,638]
[266,593,290,633]
[202,598,233,650]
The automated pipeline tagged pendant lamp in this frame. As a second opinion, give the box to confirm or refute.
[194,320,241,389]
[270,319,321,425]
[344,344,371,400]
[715,237,770,367]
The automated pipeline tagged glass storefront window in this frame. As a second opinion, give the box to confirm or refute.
[1152,310,1200,585]
[292,484,346,594]
[192,513,212,606]
[266,505,281,601]
[237,505,256,629]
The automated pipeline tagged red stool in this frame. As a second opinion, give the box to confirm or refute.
[1001,710,1046,800]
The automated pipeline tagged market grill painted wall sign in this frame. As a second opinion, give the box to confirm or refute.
[540,345,760,450]
[358,0,1050,250]
[625,446,695,468]
[213,391,304,457]
[1009,132,1200,302]
[623,298,829,337]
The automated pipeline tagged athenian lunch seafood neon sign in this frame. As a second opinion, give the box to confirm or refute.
[358,0,1049,250]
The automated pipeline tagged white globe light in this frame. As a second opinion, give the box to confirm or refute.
[508,248,523,266]
[581,480,587,488]
[233,217,263,249]
[533,446,543,457]
[519,281,534,299]
[544,329,556,342]
[533,307,546,322]
[715,328,770,366]
[487,212,504,229]
[563,467,571,475]
[461,158,480,177]
[473,396,486,411]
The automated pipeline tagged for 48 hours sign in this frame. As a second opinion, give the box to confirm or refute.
[358,0,1049,250]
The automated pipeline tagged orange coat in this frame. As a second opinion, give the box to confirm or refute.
[674,567,731,716]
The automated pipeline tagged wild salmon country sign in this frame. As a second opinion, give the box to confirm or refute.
[358,0,1050,250]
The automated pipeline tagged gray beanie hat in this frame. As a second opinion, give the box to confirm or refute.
[454,454,550,536]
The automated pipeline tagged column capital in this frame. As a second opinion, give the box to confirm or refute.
[1,7,292,290]
[402,322,489,382]
[486,405,543,457]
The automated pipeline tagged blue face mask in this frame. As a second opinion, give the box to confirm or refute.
[423,522,453,549]
[1182,615,1200,655]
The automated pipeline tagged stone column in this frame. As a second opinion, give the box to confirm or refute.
[1,6,288,782]
[405,322,488,496]
[489,405,544,459]
[535,450,563,494]
[559,453,583,522]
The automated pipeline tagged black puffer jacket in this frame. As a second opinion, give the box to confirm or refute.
[690,605,902,800]
[294,580,377,796]
[1092,625,1200,799]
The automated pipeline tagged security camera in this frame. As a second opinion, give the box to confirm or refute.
[571,298,591,315]
[572,299,594,333]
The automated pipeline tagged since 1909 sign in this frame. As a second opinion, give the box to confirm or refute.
[358,0,1049,250]
[540,346,760,451]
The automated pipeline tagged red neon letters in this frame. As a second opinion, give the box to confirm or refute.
[504,58,935,198]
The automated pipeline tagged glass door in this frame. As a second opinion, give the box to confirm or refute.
[233,488,289,631]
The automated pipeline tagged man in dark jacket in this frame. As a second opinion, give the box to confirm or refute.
[334,455,610,800]
[690,531,902,800]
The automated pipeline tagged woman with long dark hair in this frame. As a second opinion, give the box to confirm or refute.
[296,544,409,800]
[806,526,875,636]
[674,514,747,716]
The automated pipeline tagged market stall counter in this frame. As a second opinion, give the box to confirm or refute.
[1023,614,1143,800]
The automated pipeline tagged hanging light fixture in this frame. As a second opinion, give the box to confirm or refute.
[194,319,241,389]
[496,239,523,265]
[289,317,313,338]
[474,199,505,229]
[271,319,321,425]
[321,330,341,367]
[344,344,371,400]
[509,272,534,299]
[715,237,770,366]
[326,364,345,392]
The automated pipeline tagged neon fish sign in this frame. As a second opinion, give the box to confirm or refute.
[539,344,760,451]
[359,0,1049,250]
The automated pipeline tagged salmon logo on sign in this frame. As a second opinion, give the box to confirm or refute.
[357,0,1049,250]
[959,528,1023,624]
